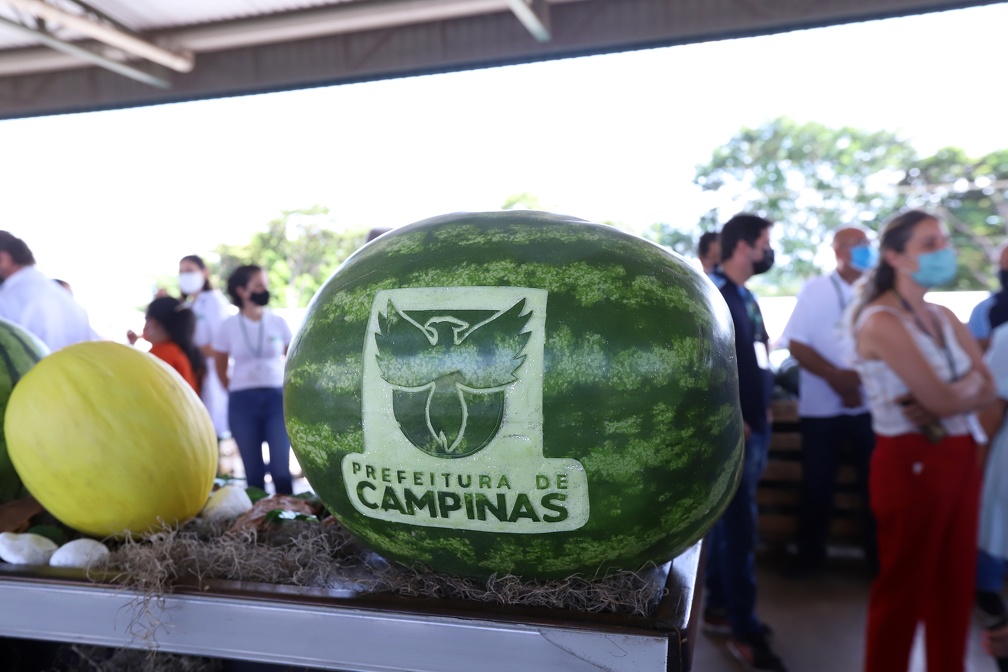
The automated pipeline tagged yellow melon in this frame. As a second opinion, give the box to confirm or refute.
[5,341,217,537]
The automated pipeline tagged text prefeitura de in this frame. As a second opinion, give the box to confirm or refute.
[348,460,573,524]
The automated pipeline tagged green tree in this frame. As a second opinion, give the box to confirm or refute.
[644,223,699,258]
[644,209,721,259]
[694,117,917,294]
[901,147,1008,289]
[501,192,543,210]
[213,206,368,308]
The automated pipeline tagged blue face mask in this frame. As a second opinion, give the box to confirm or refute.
[911,247,958,288]
[849,244,878,272]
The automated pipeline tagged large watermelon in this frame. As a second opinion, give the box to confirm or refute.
[0,318,49,503]
[284,211,743,579]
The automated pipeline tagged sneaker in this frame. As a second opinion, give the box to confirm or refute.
[727,630,788,672]
[703,608,775,638]
[702,606,732,635]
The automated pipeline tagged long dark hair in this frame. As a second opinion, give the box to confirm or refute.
[850,209,938,325]
[226,264,262,308]
[147,296,206,381]
[180,254,212,298]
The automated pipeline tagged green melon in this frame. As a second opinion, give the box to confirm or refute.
[0,317,49,503]
[284,211,743,579]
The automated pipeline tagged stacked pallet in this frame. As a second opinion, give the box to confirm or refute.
[757,399,866,546]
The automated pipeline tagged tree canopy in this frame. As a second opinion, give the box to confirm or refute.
[156,135,1008,308]
[689,117,916,294]
[212,206,368,308]
[653,116,1008,294]
[901,147,1008,289]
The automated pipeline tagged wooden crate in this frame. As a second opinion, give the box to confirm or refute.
[757,399,867,547]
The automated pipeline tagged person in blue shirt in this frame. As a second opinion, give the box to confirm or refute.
[702,213,787,672]
[968,243,1008,351]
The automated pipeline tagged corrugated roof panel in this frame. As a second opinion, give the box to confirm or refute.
[79,0,360,31]
[0,21,37,50]
[0,0,360,50]
[0,0,94,48]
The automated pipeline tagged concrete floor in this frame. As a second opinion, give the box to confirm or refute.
[691,548,995,672]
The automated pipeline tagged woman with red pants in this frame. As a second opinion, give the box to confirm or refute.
[851,209,995,671]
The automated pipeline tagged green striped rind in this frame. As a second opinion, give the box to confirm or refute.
[284,211,743,579]
[0,318,49,503]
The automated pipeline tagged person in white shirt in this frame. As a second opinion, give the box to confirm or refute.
[178,254,232,440]
[212,264,293,494]
[0,231,96,352]
[781,226,878,576]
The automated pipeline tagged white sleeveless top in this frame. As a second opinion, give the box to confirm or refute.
[853,305,974,437]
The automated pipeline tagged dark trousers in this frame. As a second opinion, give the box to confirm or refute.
[977,547,1007,594]
[705,426,771,638]
[796,412,877,570]
[229,387,293,495]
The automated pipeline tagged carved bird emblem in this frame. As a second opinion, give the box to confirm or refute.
[375,299,531,456]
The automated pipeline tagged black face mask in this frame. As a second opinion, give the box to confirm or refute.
[249,290,270,306]
[752,247,775,275]
[1000,270,1008,292]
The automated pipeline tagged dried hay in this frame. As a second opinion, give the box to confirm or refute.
[95,512,668,621]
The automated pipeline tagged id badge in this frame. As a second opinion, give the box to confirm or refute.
[754,341,770,370]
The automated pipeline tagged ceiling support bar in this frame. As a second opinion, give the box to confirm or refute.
[2,0,193,72]
[0,14,169,87]
[506,0,552,41]
[165,0,582,53]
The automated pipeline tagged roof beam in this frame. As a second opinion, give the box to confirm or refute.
[0,14,169,87]
[3,0,193,73]
[507,0,551,41]
[0,0,584,78]
[165,0,583,54]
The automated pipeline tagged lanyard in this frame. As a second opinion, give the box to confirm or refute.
[892,289,957,380]
[829,274,847,312]
[239,314,265,359]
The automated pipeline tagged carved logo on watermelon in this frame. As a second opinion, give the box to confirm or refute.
[344,286,590,534]
[374,299,531,458]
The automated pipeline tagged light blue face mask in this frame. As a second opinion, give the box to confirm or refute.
[911,247,958,288]
[849,244,878,272]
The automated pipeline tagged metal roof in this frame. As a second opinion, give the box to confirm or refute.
[0,0,1003,119]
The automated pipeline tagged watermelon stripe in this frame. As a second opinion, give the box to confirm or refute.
[5,328,43,366]
[0,344,22,386]
[0,318,49,504]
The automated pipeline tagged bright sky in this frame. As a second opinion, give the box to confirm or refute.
[2,2,1008,338]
